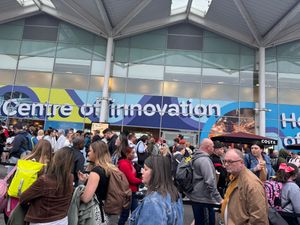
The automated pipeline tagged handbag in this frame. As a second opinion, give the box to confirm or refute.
[0,166,17,212]
[268,207,288,225]
[8,159,45,198]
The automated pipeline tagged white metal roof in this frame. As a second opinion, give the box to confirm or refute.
[2,0,300,48]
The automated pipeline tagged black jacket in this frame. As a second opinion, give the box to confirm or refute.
[10,131,28,158]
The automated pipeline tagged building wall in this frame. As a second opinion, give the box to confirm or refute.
[1,14,300,148]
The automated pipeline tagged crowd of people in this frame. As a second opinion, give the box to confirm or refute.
[1,121,300,225]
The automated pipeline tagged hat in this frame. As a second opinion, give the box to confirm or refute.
[214,141,224,149]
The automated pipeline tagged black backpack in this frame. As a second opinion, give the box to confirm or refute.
[175,154,203,194]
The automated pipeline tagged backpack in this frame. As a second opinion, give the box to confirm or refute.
[103,168,132,215]
[175,154,203,194]
[264,180,283,210]
[25,133,33,151]
[7,160,45,198]
[0,167,17,212]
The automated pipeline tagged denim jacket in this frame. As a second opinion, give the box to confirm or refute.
[129,192,184,225]
[244,153,275,179]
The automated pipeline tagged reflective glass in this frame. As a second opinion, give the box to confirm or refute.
[52,74,89,90]
[0,24,23,40]
[0,69,15,85]
[278,73,300,89]
[127,78,163,95]
[130,48,164,65]
[202,68,239,85]
[239,86,257,102]
[201,84,239,101]
[59,23,94,44]
[18,56,54,72]
[89,76,104,91]
[203,53,239,69]
[54,58,91,75]
[128,64,164,80]
[130,31,167,49]
[21,40,56,57]
[91,61,105,76]
[56,43,93,60]
[0,40,21,55]
[15,71,52,88]
[165,50,201,67]
[93,45,106,60]
[163,81,200,98]
[0,54,18,70]
[114,46,129,62]
[112,63,127,78]
[203,37,239,54]
[266,88,277,104]
[110,77,126,93]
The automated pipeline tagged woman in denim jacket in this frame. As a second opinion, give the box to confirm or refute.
[129,155,184,225]
[244,141,275,181]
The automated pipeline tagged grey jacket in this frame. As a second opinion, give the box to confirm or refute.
[187,151,222,204]
[68,185,102,225]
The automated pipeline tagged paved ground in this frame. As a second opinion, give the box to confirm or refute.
[0,164,194,225]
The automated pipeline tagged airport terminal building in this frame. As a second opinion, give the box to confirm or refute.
[1,0,300,148]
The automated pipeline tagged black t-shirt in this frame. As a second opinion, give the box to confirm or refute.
[91,166,109,202]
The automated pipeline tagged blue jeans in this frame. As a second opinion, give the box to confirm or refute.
[191,202,215,225]
[118,193,139,225]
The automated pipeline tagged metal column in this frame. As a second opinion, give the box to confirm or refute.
[258,47,266,136]
[100,37,113,123]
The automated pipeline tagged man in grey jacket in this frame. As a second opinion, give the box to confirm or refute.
[187,138,223,225]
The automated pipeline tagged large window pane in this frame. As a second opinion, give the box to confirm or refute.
[0,70,15,85]
[54,58,91,75]
[130,31,167,49]
[164,66,201,82]
[130,48,164,65]
[114,46,129,62]
[165,50,201,67]
[239,87,257,102]
[0,24,23,40]
[203,37,239,54]
[91,61,105,76]
[203,53,239,69]
[93,45,106,61]
[52,74,89,90]
[0,40,21,55]
[278,88,300,104]
[18,56,54,72]
[110,77,126,93]
[266,88,277,103]
[15,71,52,88]
[163,81,200,98]
[21,40,56,57]
[112,63,127,78]
[89,76,104,91]
[240,70,256,87]
[278,58,300,73]
[278,73,300,89]
[56,43,93,59]
[201,84,238,101]
[127,79,163,95]
[202,68,239,85]
[128,64,164,80]
[0,54,18,70]
[59,23,94,44]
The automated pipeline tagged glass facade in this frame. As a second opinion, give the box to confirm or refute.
[0,14,299,147]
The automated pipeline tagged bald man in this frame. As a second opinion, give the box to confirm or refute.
[187,138,223,225]
[221,149,268,225]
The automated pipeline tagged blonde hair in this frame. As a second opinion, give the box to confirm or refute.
[90,141,117,175]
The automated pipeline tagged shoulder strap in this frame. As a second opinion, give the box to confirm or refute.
[4,166,17,182]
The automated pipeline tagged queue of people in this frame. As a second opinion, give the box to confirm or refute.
[1,121,300,225]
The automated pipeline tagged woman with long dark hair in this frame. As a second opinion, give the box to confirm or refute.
[244,141,275,181]
[20,147,74,225]
[129,155,183,225]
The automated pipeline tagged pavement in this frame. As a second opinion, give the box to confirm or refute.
[0,164,194,225]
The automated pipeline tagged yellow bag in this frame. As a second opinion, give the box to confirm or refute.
[8,159,45,198]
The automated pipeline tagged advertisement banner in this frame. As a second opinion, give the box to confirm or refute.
[0,85,299,149]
